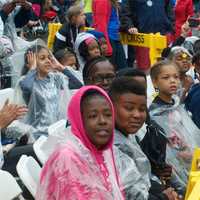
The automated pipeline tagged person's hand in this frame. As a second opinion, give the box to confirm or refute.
[2,2,16,15]
[181,22,191,38]
[27,51,37,70]
[50,55,65,72]
[163,188,179,200]
[128,27,138,34]
[14,0,32,9]
[177,150,192,161]
[154,164,172,183]
[0,100,28,129]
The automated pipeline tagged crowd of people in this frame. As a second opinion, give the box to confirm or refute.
[1,0,200,199]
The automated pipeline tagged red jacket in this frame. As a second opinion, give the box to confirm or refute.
[92,0,113,56]
[175,0,194,39]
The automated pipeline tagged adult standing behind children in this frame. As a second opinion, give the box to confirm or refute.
[92,0,128,70]
[53,5,86,53]
[174,0,194,39]
[120,0,173,70]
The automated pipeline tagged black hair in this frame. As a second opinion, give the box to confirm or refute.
[81,89,106,111]
[83,56,115,83]
[54,48,79,69]
[150,60,179,80]
[117,68,147,81]
[194,39,200,54]
[109,77,146,102]
[78,39,101,61]
[21,45,47,76]
[192,51,200,64]
[54,48,74,61]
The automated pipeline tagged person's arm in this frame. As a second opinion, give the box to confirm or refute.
[19,70,36,104]
[19,51,37,104]
[62,68,83,89]
[53,24,68,53]
[50,55,83,89]
[0,2,16,23]
[119,0,138,33]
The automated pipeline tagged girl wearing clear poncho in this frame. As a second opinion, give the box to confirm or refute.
[19,45,71,138]
[149,60,200,190]
[36,86,124,200]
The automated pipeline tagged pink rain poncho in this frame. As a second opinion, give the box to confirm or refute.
[36,86,124,200]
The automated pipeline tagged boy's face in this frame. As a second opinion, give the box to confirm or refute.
[173,52,191,74]
[81,95,113,149]
[87,61,116,92]
[114,92,147,135]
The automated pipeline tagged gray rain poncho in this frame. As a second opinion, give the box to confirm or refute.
[114,129,151,200]
[149,95,200,188]
[20,70,70,137]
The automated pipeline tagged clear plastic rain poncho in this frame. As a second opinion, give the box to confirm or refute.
[149,95,200,188]
[114,130,150,200]
[20,43,71,138]
[36,86,124,200]
[0,0,37,51]
[24,72,70,135]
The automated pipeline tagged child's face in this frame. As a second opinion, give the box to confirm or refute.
[36,48,52,77]
[87,61,115,92]
[114,93,147,135]
[87,40,101,59]
[63,55,77,70]
[153,65,180,96]
[81,95,113,149]
[73,10,86,26]
[173,52,191,74]
[100,40,108,56]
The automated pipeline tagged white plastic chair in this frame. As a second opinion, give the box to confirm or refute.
[0,88,14,109]
[16,155,41,198]
[33,135,49,165]
[0,169,24,200]
[48,119,66,136]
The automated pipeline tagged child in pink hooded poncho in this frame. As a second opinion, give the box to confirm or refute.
[36,86,124,200]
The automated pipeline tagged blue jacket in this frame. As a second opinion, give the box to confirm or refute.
[120,0,173,34]
[185,83,200,129]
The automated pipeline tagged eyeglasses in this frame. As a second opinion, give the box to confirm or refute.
[90,74,116,83]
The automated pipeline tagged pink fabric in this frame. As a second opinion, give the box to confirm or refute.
[37,86,123,200]
[92,0,113,56]
[67,86,118,185]
[85,37,96,46]
[174,0,194,39]
[32,4,41,17]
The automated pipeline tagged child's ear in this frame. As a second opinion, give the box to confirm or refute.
[152,78,158,90]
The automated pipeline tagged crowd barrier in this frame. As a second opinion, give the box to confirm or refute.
[185,148,200,200]
[47,23,167,66]
[120,32,167,66]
